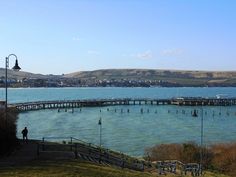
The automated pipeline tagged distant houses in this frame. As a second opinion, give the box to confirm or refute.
[0,77,176,88]
[1,68,236,87]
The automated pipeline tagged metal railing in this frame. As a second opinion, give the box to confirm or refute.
[37,136,147,171]
[37,137,203,175]
[156,160,201,176]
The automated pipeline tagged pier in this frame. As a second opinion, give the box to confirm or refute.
[9,97,236,112]
[171,97,236,106]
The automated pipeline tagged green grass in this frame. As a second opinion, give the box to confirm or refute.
[0,160,230,177]
[0,160,153,177]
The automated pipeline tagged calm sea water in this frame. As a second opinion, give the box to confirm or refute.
[1,87,236,156]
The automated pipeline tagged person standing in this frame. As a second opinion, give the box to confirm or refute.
[21,127,28,143]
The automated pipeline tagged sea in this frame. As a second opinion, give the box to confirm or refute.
[0,87,236,157]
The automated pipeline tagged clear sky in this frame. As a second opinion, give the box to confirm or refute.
[0,0,236,74]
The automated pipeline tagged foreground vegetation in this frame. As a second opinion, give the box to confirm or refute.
[0,109,19,157]
[0,160,230,177]
[145,143,236,177]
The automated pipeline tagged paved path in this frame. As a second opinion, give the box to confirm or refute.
[0,140,39,167]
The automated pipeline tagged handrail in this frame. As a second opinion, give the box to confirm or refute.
[42,136,72,140]
[156,160,201,176]
[71,137,143,163]
[39,137,202,173]
[41,136,130,157]
[39,136,147,171]
[38,138,202,174]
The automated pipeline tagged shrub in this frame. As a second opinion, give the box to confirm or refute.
[181,142,200,163]
[0,108,19,157]
[144,143,182,161]
[211,143,236,176]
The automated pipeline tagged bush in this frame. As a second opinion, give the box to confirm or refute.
[182,142,200,163]
[0,108,19,157]
[211,143,236,176]
[145,143,182,161]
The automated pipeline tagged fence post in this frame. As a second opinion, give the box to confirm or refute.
[106,149,109,161]
[199,164,202,176]
[37,143,40,156]
[70,137,73,151]
[122,153,125,169]
[99,148,101,164]
[75,144,78,159]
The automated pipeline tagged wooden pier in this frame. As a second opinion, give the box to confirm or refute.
[171,97,236,106]
[10,98,170,112]
[9,97,236,112]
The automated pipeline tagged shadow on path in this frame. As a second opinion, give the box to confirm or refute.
[0,140,39,167]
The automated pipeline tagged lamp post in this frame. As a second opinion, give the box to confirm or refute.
[5,54,21,122]
[98,117,102,147]
[200,106,203,175]
[98,117,102,163]
[193,104,204,175]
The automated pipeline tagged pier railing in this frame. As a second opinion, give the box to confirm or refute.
[10,97,236,112]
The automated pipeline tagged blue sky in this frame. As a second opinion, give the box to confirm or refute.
[0,0,236,74]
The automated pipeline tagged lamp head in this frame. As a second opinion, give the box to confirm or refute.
[12,59,21,71]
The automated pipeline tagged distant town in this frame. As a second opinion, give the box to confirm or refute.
[0,68,236,88]
[0,77,182,87]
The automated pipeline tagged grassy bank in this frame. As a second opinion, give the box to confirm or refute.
[0,160,153,177]
[0,160,230,177]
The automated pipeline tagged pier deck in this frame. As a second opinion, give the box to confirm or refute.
[9,97,236,112]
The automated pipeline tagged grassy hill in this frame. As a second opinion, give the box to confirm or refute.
[66,69,236,79]
[66,69,236,86]
[1,68,236,87]
[0,68,61,80]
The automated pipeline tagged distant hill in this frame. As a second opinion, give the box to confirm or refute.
[66,69,236,79]
[0,68,61,80]
[1,68,236,87]
[65,69,236,87]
